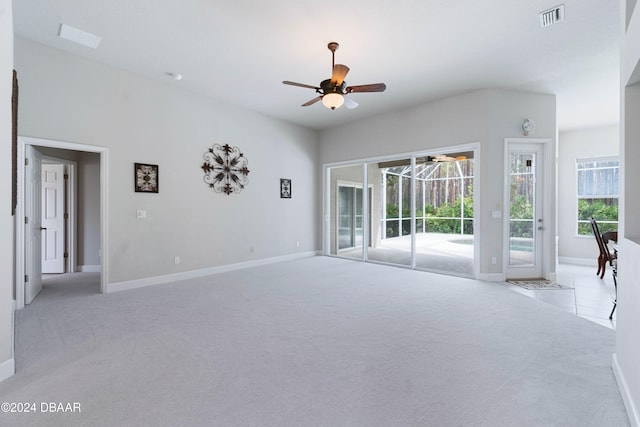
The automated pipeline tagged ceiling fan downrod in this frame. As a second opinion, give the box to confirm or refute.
[327,42,339,72]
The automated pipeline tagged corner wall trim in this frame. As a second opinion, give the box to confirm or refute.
[613,353,640,427]
[107,251,320,293]
[0,358,15,383]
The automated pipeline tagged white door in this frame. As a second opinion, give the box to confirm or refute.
[41,164,66,273]
[506,143,545,279]
[25,146,43,304]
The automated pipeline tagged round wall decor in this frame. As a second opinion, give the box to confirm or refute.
[201,143,250,195]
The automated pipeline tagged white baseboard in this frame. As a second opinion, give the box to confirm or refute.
[613,353,640,427]
[558,257,596,267]
[77,265,101,273]
[107,251,320,293]
[478,273,505,281]
[0,357,15,383]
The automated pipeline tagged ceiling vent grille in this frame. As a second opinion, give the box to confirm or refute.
[539,4,565,27]
[58,24,101,49]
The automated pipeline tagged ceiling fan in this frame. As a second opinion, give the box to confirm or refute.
[283,42,387,110]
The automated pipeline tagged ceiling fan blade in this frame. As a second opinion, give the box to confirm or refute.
[346,83,387,93]
[344,95,359,109]
[301,96,323,107]
[283,81,321,90]
[331,64,350,85]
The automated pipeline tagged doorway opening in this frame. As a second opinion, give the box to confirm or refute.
[15,136,109,309]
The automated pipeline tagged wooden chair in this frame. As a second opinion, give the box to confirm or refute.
[590,217,615,279]
[602,230,618,245]
[590,217,618,318]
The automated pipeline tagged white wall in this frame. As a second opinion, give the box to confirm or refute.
[557,125,619,262]
[615,1,640,424]
[0,0,14,380]
[14,37,320,286]
[78,152,101,269]
[319,89,557,278]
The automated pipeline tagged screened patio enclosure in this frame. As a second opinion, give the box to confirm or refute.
[326,150,476,277]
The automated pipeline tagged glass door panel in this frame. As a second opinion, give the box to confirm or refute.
[414,157,474,275]
[509,153,536,266]
[369,159,412,267]
[328,164,367,260]
[506,143,544,279]
[338,186,355,250]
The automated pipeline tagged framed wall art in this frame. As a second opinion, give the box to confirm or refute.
[201,143,250,195]
[134,163,159,193]
[280,178,292,199]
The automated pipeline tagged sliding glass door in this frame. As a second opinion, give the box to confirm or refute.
[338,185,371,251]
[328,164,370,260]
[326,148,476,277]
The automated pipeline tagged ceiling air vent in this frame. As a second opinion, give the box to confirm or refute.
[58,24,101,49]
[539,4,565,27]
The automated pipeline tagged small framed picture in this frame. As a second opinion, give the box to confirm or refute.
[280,178,291,199]
[134,163,159,193]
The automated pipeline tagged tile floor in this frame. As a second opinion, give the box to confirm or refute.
[505,262,617,329]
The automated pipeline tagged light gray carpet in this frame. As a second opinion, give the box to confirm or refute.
[0,257,629,426]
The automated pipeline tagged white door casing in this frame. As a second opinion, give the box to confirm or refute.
[16,136,109,310]
[41,163,66,273]
[25,145,43,304]
[504,139,551,280]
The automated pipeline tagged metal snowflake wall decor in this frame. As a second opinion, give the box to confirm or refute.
[201,143,250,195]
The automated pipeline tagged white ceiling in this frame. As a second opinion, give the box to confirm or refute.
[12,0,620,132]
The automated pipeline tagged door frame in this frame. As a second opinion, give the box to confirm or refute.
[503,138,553,280]
[41,157,77,274]
[15,136,109,309]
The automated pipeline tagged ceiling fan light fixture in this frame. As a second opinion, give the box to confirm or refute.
[283,41,385,110]
[322,92,344,110]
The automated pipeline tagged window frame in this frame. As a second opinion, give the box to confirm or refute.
[575,155,619,237]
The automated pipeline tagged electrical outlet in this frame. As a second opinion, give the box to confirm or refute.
[136,210,146,219]
[174,256,180,264]
[491,256,497,265]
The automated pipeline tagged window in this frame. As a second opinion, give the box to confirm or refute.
[576,157,619,235]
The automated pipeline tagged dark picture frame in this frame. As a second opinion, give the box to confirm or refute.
[134,163,159,193]
[280,178,291,199]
